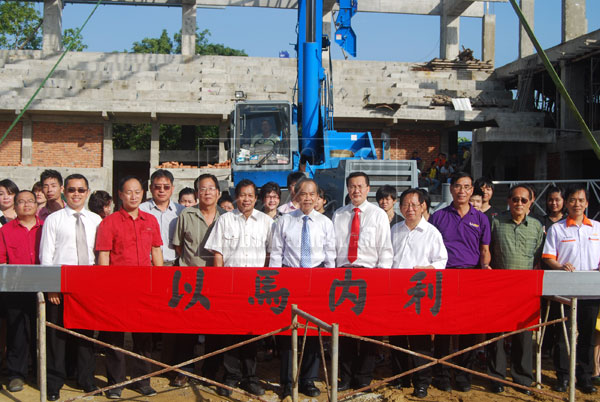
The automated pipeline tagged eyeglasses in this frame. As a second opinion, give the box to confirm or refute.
[401,203,422,210]
[66,187,88,194]
[511,197,529,204]
[16,199,36,205]
[264,195,279,200]
[198,187,217,193]
[152,185,172,191]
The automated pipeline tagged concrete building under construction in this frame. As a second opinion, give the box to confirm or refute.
[0,0,597,193]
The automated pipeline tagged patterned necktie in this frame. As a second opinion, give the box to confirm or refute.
[73,212,89,265]
[300,215,311,268]
[348,207,360,263]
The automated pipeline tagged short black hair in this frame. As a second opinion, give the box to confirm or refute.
[317,187,327,201]
[565,185,589,203]
[178,187,196,200]
[88,190,112,215]
[471,186,484,198]
[346,171,370,187]
[508,185,532,200]
[259,182,281,201]
[235,179,257,198]
[287,171,306,188]
[64,173,89,190]
[399,188,424,205]
[450,172,473,186]
[151,169,174,185]
[375,185,397,202]
[194,174,220,192]
[0,179,19,195]
[15,189,35,202]
[118,176,142,192]
[474,177,494,190]
[218,192,234,205]
[546,186,565,202]
[418,188,431,210]
[40,169,63,186]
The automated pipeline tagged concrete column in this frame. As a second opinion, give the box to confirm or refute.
[440,7,460,59]
[562,0,587,43]
[560,60,587,130]
[150,122,160,168]
[43,0,63,54]
[103,121,113,191]
[482,13,495,65]
[218,122,228,163]
[21,119,32,166]
[181,1,197,57]
[534,144,547,180]
[519,0,535,59]
[471,129,484,179]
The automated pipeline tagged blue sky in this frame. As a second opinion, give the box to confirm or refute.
[32,0,599,68]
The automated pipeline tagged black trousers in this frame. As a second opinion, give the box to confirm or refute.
[340,337,377,386]
[219,335,259,384]
[487,331,533,386]
[102,331,153,390]
[390,335,433,388]
[4,293,36,381]
[433,334,477,387]
[553,299,600,386]
[46,300,96,393]
[279,336,320,387]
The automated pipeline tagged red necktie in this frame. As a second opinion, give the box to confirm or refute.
[348,207,360,263]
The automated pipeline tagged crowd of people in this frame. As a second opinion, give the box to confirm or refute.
[0,167,599,400]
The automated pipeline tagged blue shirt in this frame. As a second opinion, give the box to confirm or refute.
[430,204,491,268]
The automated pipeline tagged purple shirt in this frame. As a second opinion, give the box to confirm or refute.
[430,204,491,268]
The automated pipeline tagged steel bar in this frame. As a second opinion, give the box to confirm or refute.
[537,298,552,388]
[37,292,46,402]
[317,328,331,402]
[569,298,577,402]
[561,303,570,356]
[292,305,299,402]
[293,321,309,389]
[48,322,290,402]
[339,317,567,400]
[292,304,334,333]
[330,323,339,402]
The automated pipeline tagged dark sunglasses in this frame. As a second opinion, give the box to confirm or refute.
[67,187,88,194]
[511,197,529,204]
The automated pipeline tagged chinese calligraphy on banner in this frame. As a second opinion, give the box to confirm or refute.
[62,266,543,336]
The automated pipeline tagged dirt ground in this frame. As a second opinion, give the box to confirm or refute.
[2,342,599,402]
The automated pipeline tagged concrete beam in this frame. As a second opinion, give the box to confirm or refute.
[482,12,495,65]
[519,0,534,58]
[562,0,587,43]
[43,0,63,54]
[181,1,197,57]
[150,121,160,168]
[218,122,228,163]
[21,119,32,165]
[440,6,460,59]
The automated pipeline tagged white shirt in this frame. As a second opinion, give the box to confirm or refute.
[140,199,185,262]
[269,209,336,268]
[205,209,273,267]
[543,215,600,271]
[332,200,393,268]
[40,206,102,265]
[391,217,448,269]
[277,201,298,214]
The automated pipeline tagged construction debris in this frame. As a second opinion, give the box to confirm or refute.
[156,160,231,169]
[412,49,493,72]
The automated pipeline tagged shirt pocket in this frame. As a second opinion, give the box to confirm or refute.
[358,227,377,249]
[8,244,28,263]
[249,231,266,248]
[224,231,241,250]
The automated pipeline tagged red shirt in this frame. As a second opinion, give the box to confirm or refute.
[95,208,162,266]
[0,217,43,264]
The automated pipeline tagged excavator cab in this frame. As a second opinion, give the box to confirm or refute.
[230,101,299,187]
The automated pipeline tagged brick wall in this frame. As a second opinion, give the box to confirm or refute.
[384,129,441,165]
[0,121,22,166]
[32,122,103,168]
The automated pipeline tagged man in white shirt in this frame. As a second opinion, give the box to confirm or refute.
[389,188,447,399]
[139,169,184,266]
[332,171,393,391]
[543,185,600,394]
[270,178,335,398]
[39,174,102,400]
[205,179,273,397]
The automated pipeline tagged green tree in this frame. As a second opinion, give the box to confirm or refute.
[0,1,42,50]
[131,29,173,54]
[63,28,87,51]
[174,28,246,56]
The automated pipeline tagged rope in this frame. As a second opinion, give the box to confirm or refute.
[0,0,103,148]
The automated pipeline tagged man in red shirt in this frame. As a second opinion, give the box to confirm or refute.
[95,176,163,399]
[0,190,43,393]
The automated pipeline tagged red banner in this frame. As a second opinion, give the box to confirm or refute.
[62,266,543,335]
